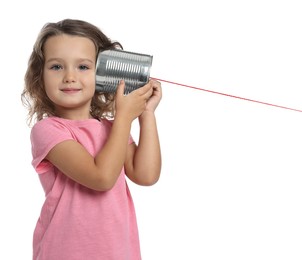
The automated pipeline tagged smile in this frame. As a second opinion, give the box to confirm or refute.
[61,88,81,94]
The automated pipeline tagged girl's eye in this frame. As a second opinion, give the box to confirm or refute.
[79,65,89,70]
[50,64,62,70]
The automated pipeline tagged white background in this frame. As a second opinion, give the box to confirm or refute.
[1,0,302,259]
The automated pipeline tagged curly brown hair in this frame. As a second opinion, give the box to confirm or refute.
[21,18,123,126]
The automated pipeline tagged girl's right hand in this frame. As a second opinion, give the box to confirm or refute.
[114,80,153,122]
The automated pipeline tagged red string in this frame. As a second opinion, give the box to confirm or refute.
[151,77,302,113]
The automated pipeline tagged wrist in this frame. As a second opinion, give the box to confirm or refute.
[139,110,155,122]
[115,109,135,123]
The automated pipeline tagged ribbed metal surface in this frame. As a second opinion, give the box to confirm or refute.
[96,49,153,94]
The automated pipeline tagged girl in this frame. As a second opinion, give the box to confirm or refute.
[21,18,162,260]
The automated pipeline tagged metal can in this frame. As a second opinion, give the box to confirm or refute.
[96,49,153,94]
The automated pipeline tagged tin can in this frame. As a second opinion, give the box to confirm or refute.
[96,49,153,94]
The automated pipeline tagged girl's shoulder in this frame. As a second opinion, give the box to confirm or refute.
[32,116,67,132]
[33,116,105,128]
[31,117,113,139]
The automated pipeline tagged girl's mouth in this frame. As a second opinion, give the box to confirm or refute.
[61,88,81,94]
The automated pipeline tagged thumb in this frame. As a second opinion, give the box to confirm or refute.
[116,80,125,96]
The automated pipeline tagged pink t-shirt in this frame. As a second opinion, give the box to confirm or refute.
[31,116,141,260]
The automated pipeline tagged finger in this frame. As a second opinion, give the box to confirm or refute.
[142,85,154,100]
[116,80,125,96]
[136,82,152,95]
[148,80,161,97]
[150,80,161,90]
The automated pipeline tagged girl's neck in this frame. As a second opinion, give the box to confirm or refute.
[55,109,92,121]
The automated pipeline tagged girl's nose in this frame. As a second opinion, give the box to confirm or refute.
[63,69,76,83]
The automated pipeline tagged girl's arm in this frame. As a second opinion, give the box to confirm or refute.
[125,80,162,185]
[45,81,154,191]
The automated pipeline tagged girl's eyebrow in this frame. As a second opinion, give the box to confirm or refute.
[45,58,62,63]
[45,58,94,64]
[76,58,94,64]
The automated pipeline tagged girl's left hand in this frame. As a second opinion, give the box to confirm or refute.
[145,80,162,112]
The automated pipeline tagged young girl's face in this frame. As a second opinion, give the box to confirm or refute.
[43,34,96,119]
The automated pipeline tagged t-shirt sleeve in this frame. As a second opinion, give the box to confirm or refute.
[31,119,74,174]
